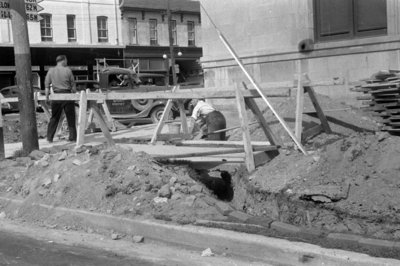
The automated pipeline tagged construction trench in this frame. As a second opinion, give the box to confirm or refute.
[1,77,400,261]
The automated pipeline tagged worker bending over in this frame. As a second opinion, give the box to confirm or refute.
[190,99,226,140]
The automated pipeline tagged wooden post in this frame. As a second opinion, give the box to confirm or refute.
[10,0,39,154]
[235,84,255,172]
[304,86,332,134]
[242,82,277,146]
[76,91,88,146]
[295,60,304,140]
[91,104,115,146]
[0,105,4,160]
[177,100,189,134]
[150,86,178,144]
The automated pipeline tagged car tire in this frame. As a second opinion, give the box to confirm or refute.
[150,105,172,123]
[131,99,154,111]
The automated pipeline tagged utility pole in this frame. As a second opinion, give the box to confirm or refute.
[10,0,39,154]
[167,0,177,85]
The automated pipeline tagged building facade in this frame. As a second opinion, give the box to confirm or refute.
[120,0,203,83]
[199,0,399,106]
[0,0,124,89]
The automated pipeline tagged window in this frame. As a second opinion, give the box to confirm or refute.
[187,21,195,46]
[128,18,137,44]
[171,20,177,45]
[97,16,108,43]
[149,19,158,45]
[314,0,387,42]
[40,14,52,42]
[66,15,76,42]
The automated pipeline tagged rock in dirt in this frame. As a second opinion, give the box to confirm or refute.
[189,184,203,194]
[111,233,120,240]
[29,150,45,160]
[215,202,233,216]
[158,184,172,198]
[42,178,52,188]
[58,151,68,161]
[183,195,196,207]
[132,235,144,243]
[0,212,6,219]
[153,197,168,204]
[74,146,87,154]
[377,132,389,142]
[72,159,82,166]
[201,248,214,257]
[53,174,61,183]
[311,195,332,203]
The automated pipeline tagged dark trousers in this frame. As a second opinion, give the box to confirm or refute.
[205,110,226,140]
[47,101,76,141]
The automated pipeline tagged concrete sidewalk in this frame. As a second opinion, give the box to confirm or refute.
[0,196,398,266]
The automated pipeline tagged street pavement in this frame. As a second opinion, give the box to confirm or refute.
[0,219,268,266]
[0,230,157,266]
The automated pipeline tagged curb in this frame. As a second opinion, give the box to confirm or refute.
[0,197,399,266]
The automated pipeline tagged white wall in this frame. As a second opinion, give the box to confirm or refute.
[0,0,122,46]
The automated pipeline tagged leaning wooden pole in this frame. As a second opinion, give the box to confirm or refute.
[200,4,307,155]
[10,0,39,154]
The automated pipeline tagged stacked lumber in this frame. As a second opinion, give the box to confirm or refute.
[353,71,400,132]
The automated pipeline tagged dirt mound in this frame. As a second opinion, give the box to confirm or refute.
[228,93,378,143]
[231,131,400,240]
[0,146,226,224]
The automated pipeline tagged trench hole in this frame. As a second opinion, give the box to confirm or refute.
[192,169,234,201]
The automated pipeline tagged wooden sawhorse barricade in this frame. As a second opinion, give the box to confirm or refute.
[150,84,280,172]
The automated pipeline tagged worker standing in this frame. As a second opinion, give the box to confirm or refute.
[190,99,226,140]
[45,55,77,143]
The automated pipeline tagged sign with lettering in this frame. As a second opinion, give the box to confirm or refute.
[0,0,44,21]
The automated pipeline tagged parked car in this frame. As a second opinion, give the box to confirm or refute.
[94,68,173,124]
[0,85,42,113]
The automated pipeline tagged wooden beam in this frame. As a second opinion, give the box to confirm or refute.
[76,91,88,147]
[150,86,178,144]
[295,61,304,140]
[301,124,323,142]
[0,106,4,160]
[242,82,277,145]
[304,86,332,134]
[177,100,189,135]
[235,84,255,172]
[176,140,272,148]
[91,104,115,146]
[153,146,275,160]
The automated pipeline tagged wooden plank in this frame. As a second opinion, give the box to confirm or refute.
[235,84,255,172]
[36,88,289,102]
[304,86,332,134]
[150,86,178,144]
[362,82,399,88]
[76,91,88,146]
[0,106,4,160]
[304,112,375,133]
[370,88,400,94]
[301,124,323,142]
[242,82,277,145]
[295,61,304,140]
[91,104,115,146]
[40,101,52,120]
[177,140,275,149]
[254,150,279,167]
[177,100,189,135]
[153,146,276,160]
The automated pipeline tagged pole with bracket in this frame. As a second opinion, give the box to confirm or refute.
[10,0,39,154]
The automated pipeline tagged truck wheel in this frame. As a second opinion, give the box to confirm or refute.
[131,99,154,111]
[150,105,172,123]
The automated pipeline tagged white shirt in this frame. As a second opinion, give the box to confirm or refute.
[191,100,215,120]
